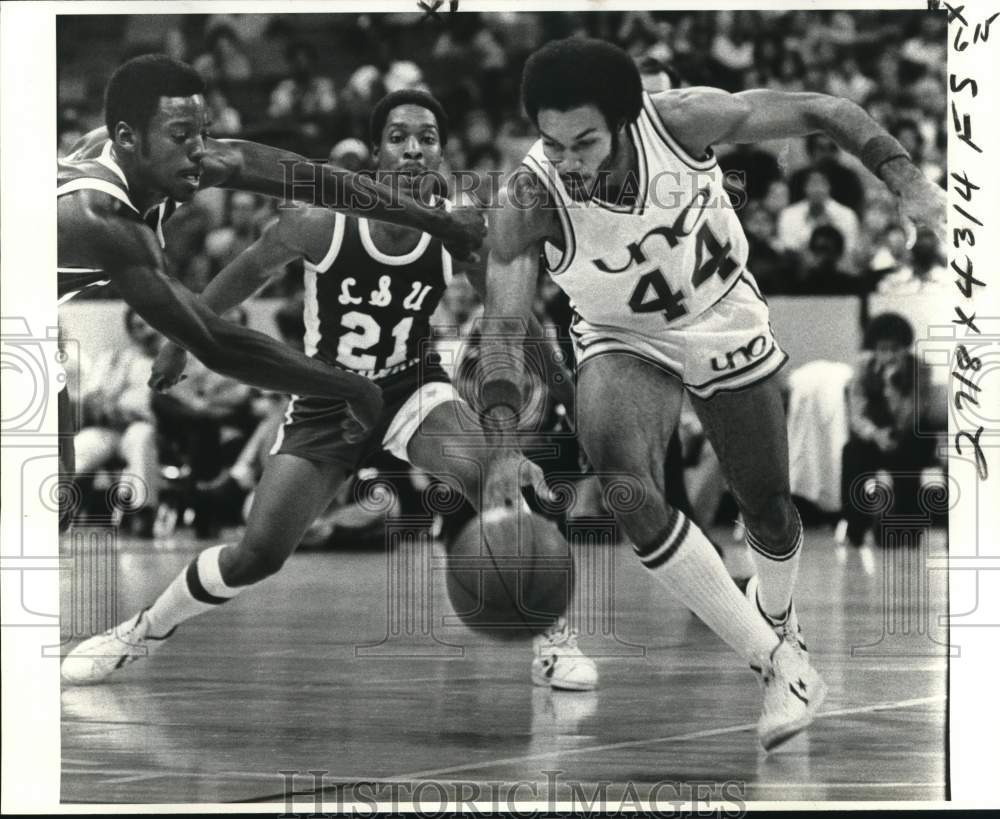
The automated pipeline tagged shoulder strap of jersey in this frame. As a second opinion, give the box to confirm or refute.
[639,91,718,171]
[305,212,346,273]
[519,145,575,276]
[56,177,139,213]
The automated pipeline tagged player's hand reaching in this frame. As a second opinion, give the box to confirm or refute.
[441,203,488,263]
[149,341,189,392]
[342,379,384,444]
[482,450,555,514]
[885,161,947,246]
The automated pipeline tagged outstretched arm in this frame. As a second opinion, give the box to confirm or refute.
[62,193,382,429]
[653,87,946,241]
[65,127,486,258]
[149,206,332,388]
[202,138,486,258]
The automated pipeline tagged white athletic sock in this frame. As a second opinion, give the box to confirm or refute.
[144,545,243,637]
[638,510,779,667]
[745,512,803,624]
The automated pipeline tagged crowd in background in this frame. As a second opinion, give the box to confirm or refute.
[58,11,949,540]
[59,10,949,301]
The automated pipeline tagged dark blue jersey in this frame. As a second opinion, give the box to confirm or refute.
[57,140,175,302]
[303,210,452,379]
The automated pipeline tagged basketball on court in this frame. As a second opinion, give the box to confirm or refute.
[445,508,574,640]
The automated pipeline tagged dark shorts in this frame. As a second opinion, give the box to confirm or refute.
[270,361,455,471]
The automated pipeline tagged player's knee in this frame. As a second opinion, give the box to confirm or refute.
[743,493,799,553]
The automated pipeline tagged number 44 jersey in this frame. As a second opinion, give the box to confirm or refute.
[303,211,452,379]
[523,91,751,334]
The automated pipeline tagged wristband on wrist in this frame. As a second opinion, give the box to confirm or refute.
[861,134,911,179]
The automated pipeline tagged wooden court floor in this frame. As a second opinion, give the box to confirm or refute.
[60,526,949,805]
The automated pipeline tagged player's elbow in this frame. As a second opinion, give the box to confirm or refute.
[802,92,853,132]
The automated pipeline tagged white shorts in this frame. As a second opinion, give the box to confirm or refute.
[570,274,787,399]
[381,380,461,463]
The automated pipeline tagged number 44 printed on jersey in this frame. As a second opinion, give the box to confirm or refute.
[592,186,741,323]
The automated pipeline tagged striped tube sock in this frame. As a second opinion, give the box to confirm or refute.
[144,545,243,637]
[637,510,780,667]
[745,511,804,624]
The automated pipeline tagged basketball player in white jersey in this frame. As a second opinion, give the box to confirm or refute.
[61,91,598,692]
[478,39,945,750]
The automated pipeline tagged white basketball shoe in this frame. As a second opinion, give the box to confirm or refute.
[61,608,173,685]
[753,640,828,751]
[531,617,598,691]
[745,574,808,660]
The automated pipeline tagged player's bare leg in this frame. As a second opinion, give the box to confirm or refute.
[61,453,348,684]
[576,353,824,750]
[407,399,598,691]
[690,376,808,656]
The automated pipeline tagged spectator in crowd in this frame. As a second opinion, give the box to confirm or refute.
[899,13,947,75]
[186,298,304,531]
[205,87,242,137]
[777,167,861,263]
[788,132,865,215]
[75,308,163,536]
[740,201,796,295]
[329,138,371,172]
[268,40,337,128]
[192,24,253,84]
[867,222,910,280]
[775,225,860,296]
[876,227,949,295]
[152,307,260,538]
[839,313,941,547]
[826,51,877,106]
[467,144,503,205]
[204,192,268,274]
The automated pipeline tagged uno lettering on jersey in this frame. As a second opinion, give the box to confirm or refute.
[526,92,751,333]
[57,141,175,303]
[303,211,453,379]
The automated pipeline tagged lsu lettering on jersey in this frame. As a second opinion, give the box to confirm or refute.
[302,210,453,379]
[57,141,175,303]
[524,92,750,332]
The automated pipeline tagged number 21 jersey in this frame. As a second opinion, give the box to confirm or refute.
[523,91,751,333]
[303,212,452,379]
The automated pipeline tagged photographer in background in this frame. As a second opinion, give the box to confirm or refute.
[839,313,942,547]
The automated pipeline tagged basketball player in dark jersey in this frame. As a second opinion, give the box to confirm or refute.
[478,40,946,750]
[62,90,598,692]
[57,55,486,472]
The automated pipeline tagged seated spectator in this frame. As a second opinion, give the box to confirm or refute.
[839,313,942,547]
[740,200,796,295]
[867,223,910,280]
[329,138,371,173]
[777,167,860,263]
[774,224,861,295]
[204,192,267,274]
[826,51,876,106]
[268,41,337,132]
[192,24,253,84]
[74,308,163,536]
[788,132,864,214]
[876,227,949,295]
[185,299,305,529]
[205,87,242,137]
[152,307,259,536]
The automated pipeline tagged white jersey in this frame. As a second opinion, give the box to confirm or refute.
[524,92,750,332]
